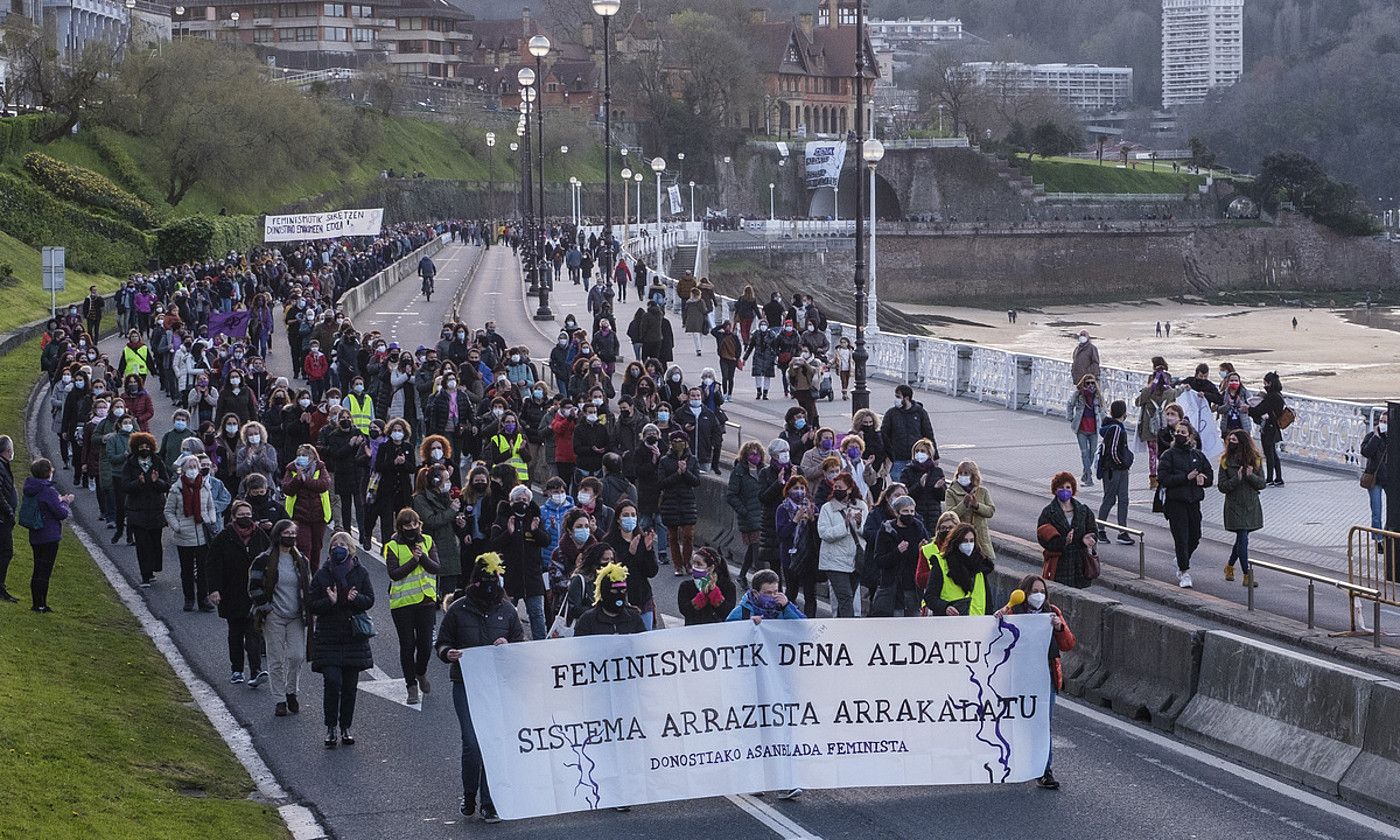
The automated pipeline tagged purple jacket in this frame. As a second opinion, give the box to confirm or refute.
[22,477,70,545]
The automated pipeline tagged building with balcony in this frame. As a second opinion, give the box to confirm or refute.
[455,8,599,115]
[380,0,471,79]
[960,61,1135,111]
[173,0,398,70]
[866,16,961,52]
[1161,0,1243,107]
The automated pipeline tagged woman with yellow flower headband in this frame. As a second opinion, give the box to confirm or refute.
[436,551,523,824]
[572,561,647,636]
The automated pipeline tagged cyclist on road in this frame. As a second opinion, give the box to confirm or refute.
[418,254,438,300]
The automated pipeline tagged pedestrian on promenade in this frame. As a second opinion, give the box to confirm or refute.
[282,443,333,572]
[726,441,766,583]
[208,500,270,686]
[898,438,944,533]
[1096,400,1135,544]
[871,494,927,617]
[1361,412,1389,547]
[309,530,375,748]
[658,430,700,575]
[1036,472,1098,590]
[944,460,996,561]
[165,452,218,612]
[1071,330,1100,385]
[384,508,440,706]
[682,288,709,357]
[995,574,1075,791]
[882,385,936,480]
[437,552,522,824]
[19,458,72,613]
[817,473,867,617]
[1249,371,1287,487]
[1158,421,1214,588]
[0,435,17,603]
[922,522,992,617]
[743,319,778,400]
[1067,374,1105,487]
[1219,430,1265,587]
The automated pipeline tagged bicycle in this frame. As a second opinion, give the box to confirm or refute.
[421,273,435,300]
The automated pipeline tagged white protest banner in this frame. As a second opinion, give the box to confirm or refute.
[804,140,846,190]
[263,208,384,242]
[462,616,1052,820]
[667,184,683,215]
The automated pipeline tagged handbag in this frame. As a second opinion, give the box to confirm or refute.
[1361,471,1377,490]
[1083,548,1101,582]
[548,581,575,639]
[351,611,376,640]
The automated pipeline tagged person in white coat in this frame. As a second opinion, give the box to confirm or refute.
[817,473,868,618]
[165,454,218,612]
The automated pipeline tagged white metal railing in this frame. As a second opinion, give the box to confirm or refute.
[880,138,972,150]
[600,228,1380,470]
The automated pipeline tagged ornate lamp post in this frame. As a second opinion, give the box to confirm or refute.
[592,0,621,281]
[517,68,538,298]
[851,0,871,412]
[621,166,632,240]
[527,36,553,321]
[651,157,666,275]
[863,138,884,334]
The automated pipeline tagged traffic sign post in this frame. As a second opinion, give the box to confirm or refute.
[42,246,65,318]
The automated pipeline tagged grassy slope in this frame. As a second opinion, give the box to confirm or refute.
[0,231,122,335]
[1027,155,1207,194]
[0,336,288,839]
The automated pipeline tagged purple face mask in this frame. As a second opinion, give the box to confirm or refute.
[747,452,763,465]
[504,422,518,434]
[846,448,861,460]
[1056,488,1073,502]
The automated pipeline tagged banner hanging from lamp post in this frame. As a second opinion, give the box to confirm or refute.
[804,140,846,190]
[461,616,1053,820]
[263,208,385,242]
[667,184,683,215]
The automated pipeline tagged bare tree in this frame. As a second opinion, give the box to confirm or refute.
[2,16,119,141]
[911,48,979,136]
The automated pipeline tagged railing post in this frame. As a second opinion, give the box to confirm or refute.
[1306,580,1314,628]
[1375,598,1382,648]
[1248,574,1255,611]
[1138,540,1146,580]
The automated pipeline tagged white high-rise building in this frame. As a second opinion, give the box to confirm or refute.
[1161,0,1244,107]
[960,62,1134,111]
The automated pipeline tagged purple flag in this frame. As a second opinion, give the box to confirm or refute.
[208,310,252,338]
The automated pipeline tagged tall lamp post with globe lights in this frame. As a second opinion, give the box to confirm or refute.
[517,68,538,298]
[863,138,884,333]
[651,157,666,276]
[850,0,871,412]
[592,0,621,279]
[485,131,496,218]
[621,167,632,240]
[527,35,555,321]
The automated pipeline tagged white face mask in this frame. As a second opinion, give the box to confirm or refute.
[431,448,444,460]
[956,474,972,487]
[1027,592,1046,610]
[913,451,929,464]
[1078,335,1089,345]
[248,434,261,445]
[577,491,593,505]
[550,493,566,506]
[959,542,976,556]
[184,467,200,479]
[776,451,790,465]
[1381,423,1390,435]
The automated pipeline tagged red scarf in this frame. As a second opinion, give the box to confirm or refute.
[181,474,204,517]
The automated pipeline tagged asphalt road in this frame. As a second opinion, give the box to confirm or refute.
[40,241,1400,839]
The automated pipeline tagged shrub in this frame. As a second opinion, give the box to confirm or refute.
[0,115,51,161]
[84,127,167,210]
[23,152,163,229]
[155,214,262,265]
[0,172,152,275]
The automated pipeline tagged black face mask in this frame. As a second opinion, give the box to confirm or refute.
[472,482,488,492]
[607,587,628,611]
[279,536,296,547]
[249,492,266,502]
[472,579,501,604]
[512,501,529,514]
[1174,435,1191,448]
[401,528,421,543]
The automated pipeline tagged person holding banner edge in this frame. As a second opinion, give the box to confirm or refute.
[996,574,1076,791]
[437,552,523,824]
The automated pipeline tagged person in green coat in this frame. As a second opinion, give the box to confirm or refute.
[103,415,135,541]
[411,463,467,597]
[159,409,194,475]
[1218,430,1266,588]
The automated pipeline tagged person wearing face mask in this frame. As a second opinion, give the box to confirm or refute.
[164,451,219,612]
[308,530,375,748]
[186,375,220,429]
[1215,372,1253,441]
[1070,329,1100,384]
[776,475,819,616]
[573,561,647,636]
[1218,429,1266,588]
[158,410,194,474]
[102,411,137,543]
[302,341,330,402]
[898,438,945,533]
[672,544,734,626]
[413,463,469,595]
[604,499,659,625]
[563,542,613,629]
[626,423,668,567]
[996,574,1076,791]
[1248,371,1287,486]
[658,430,702,576]
[571,400,611,484]
[19,459,75,613]
[281,444,333,572]
[550,509,597,611]
[417,433,459,490]
[772,321,802,398]
[48,366,77,469]
[121,374,155,432]
[437,553,523,824]
[60,372,94,483]
[786,351,820,428]
[230,419,279,489]
[383,509,442,705]
[1036,472,1099,590]
[573,476,615,536]
[549,331,574,394]
[208,501,272,687]
[490,484,550,639]
[1360,412,1390,548]
[725,441,767,583]
[237,473,282,528]
[727,568,804,629]
[280,390,318,456]
[342,377,375,436]
[942,460,996,560]
[678,386,724,475]
[882,385,937,481]
[123,433,171,584]
[370,418,417,548]
[1157,422,1214,588]
[743,317,779,400]
[816,473,868,618]
[871,494,929,617]
[922,522,993,617]
[538,475,576,578]
[1067,374,1105,487]
[799,427,839,482]
[548,400,580,490]
[215,368,258,426]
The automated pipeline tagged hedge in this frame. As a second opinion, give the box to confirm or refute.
[23,152,163,229]
[85,127,168,210]
[0,172,151,275]
[155,214,262,266]
[0,115,51,161]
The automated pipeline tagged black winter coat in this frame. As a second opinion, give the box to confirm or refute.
[874,516,929,591]
[758,464,796,558]
[898,460,946,532]
[605,526,659,609]
[573,605,647,636]
[1158,443,1214,504]
[317,424,359,494]
[373,440,417,511]
[308,562,375,672]
[626,442,664,516]
[657,452,701,526]
[572,418,612,473]
[725,461,765,533]
[881,402,937,462]
[208,527,271,619]
[435,594,524,682]
[122,458,172,530]
[678,578,737,625]
[490,501,550,599]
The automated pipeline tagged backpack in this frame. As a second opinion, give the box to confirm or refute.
[17,493,44,531]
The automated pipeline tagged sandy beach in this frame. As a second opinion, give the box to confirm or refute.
[898,300,1400,402]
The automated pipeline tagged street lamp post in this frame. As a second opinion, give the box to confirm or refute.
[570,177,579,226]
[863,138,884,333]
[769,182,775,221]
[688,180,695,224]
[173,4,184,39]
[518,69,538,299]
[621,167,632,241]
[651,157,666,276]
[851,0,870,412]
[527,38,554,320]
[593,0,621,287]
[485,131,496,219]
[634,173,642,229]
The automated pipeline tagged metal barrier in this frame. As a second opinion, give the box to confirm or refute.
[724,420,744,460]
[1346,525,1400,640]
[1094,520,1146,579]
[1248,556,1382,647]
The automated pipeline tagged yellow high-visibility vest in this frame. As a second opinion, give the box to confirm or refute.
[490,432,530,482]
[123,344,151,377]
[284,468,333,523]
[346,393,374,434]
[385,534,438,609]
[924,542,987,616]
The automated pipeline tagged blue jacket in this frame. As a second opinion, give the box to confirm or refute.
[22,477,69,545]
[726,590,805,622]
[539,495,575,567]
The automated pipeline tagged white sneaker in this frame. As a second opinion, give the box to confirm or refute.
[1178,571,1193,589]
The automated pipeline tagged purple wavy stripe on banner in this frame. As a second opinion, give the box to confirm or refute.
[964,616,1022,783]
